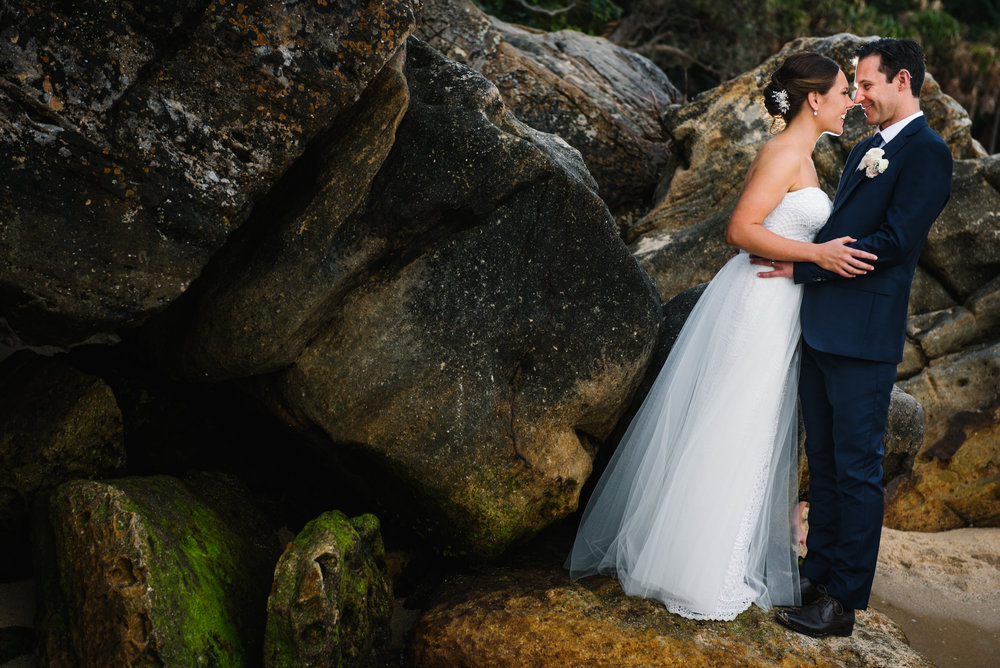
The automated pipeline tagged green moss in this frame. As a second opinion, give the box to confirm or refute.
[264,510,392,667]
[38,476,277,666]
[117,476,271,665]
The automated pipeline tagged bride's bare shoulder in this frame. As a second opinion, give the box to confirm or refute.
[756,136,801,162]
[745,138,801,183]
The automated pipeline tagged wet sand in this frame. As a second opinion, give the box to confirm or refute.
[871,527,1000,667]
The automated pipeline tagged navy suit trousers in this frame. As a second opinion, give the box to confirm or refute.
[798,341,897,609]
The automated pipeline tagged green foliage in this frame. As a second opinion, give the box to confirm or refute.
[909,9,962,53]
[942,0,1000,34]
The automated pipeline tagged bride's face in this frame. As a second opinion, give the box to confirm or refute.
[816,70,855,137]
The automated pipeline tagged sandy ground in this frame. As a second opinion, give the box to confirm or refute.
[2,526,998,666]
[870,526,1000,667]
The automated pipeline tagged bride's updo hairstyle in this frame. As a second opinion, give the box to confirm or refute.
[763,52,841,122]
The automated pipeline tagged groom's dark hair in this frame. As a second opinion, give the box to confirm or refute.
[853,38,926,98]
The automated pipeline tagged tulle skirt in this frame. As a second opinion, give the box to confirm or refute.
[566,251,802,620]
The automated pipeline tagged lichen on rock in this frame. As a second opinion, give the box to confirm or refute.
[0,0,418,345]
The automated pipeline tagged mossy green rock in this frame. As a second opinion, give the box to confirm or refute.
[264,511,392,667]
[33,473,280,666]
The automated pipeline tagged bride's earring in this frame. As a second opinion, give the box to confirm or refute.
[813,108,818,116]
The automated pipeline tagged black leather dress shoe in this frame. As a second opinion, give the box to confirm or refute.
[799,575,822,605]
[775,589,855,638]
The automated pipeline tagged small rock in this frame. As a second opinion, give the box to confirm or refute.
[264,511,393,667]
[889,343,1000,530]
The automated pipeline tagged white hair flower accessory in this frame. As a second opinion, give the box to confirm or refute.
[859,147,889,178]
[771,89,790,114]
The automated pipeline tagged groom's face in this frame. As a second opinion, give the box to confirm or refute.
[853,55,899,129]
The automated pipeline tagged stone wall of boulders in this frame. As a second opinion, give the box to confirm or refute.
[1,0,997,664]
[1,0,665,662]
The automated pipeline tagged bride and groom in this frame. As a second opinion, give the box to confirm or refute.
[566,37,953,637]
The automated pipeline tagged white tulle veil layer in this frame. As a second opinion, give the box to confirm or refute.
[566,250,803,620]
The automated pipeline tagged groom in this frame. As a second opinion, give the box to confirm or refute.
[758,38,952,637]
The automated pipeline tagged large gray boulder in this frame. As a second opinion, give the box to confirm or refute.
[143,38,662,559]
[0,0,417,345]
[416,0,680,212]
[919,155,1000,302]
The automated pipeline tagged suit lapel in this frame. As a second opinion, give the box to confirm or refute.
[878,116,925,164]
[830,116,929,215]
[831,135,879,213]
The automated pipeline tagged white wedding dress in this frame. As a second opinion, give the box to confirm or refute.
[567,187,831,620]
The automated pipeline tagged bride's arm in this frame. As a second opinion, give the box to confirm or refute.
[725,146,876,277]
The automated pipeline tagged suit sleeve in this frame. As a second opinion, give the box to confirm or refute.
[793,138,953,284]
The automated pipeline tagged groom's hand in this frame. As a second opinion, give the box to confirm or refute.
[749,255,793,278]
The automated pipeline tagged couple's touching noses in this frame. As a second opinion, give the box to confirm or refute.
[567,37,952,637]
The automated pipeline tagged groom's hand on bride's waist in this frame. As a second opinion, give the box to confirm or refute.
[749,255,793,278]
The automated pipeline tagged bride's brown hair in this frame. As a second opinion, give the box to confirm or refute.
[763,52,841,122]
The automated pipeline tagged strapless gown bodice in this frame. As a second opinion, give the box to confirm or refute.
[758,186,831,242]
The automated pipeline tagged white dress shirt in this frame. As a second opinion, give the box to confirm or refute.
[873,110,924,147]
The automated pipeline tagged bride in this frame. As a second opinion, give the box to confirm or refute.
[566,53,873,620]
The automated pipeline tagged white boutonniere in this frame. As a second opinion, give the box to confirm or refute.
[859,147,889,178]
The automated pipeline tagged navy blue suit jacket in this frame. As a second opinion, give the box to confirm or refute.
[794,116,952,364]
